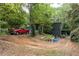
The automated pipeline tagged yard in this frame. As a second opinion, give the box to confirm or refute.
[0,3,79,56]
[0,35,79,56]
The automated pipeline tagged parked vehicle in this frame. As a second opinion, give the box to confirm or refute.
[8,28,30,35]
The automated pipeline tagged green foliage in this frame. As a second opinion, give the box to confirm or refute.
[31,4,53,24]
[51,4,71,23]
[43,24,52,34]
[0,3,29,29]
[51,4,72,35]
[70,27,79,42]
[68,4,79,30]
[1,23,9,29]
[29,3,73,35]
[29,3,54,35]
[0,3,77,36]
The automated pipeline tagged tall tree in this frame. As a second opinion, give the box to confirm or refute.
[30,3,54,34]
[51,4,72,31]
[0,3,28,29]
[68,4,79,30]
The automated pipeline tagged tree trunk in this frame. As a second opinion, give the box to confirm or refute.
[38,25,44,34]
[31,24,36,37]
[41,25,44,34]
[29,4,36,37]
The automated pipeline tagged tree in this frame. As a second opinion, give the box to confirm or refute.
[68,4,79,30]
[0,3,29,29]
[30,3,54,34]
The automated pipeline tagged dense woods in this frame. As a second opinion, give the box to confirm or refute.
[0,3,79,42]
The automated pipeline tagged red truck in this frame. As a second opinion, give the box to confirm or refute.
[8,28,30,35]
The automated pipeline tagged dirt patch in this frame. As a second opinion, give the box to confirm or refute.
[0,35,79,56]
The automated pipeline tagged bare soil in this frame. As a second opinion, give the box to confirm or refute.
[0,35,79,56]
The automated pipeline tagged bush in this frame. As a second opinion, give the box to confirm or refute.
[41,34,53,41]
[70,27,79,42]
[0,29,8,35]
[43,24,52,34]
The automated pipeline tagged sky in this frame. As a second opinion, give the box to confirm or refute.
[50,3,63,8]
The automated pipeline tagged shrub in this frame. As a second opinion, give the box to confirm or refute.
[70,27,79,42]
